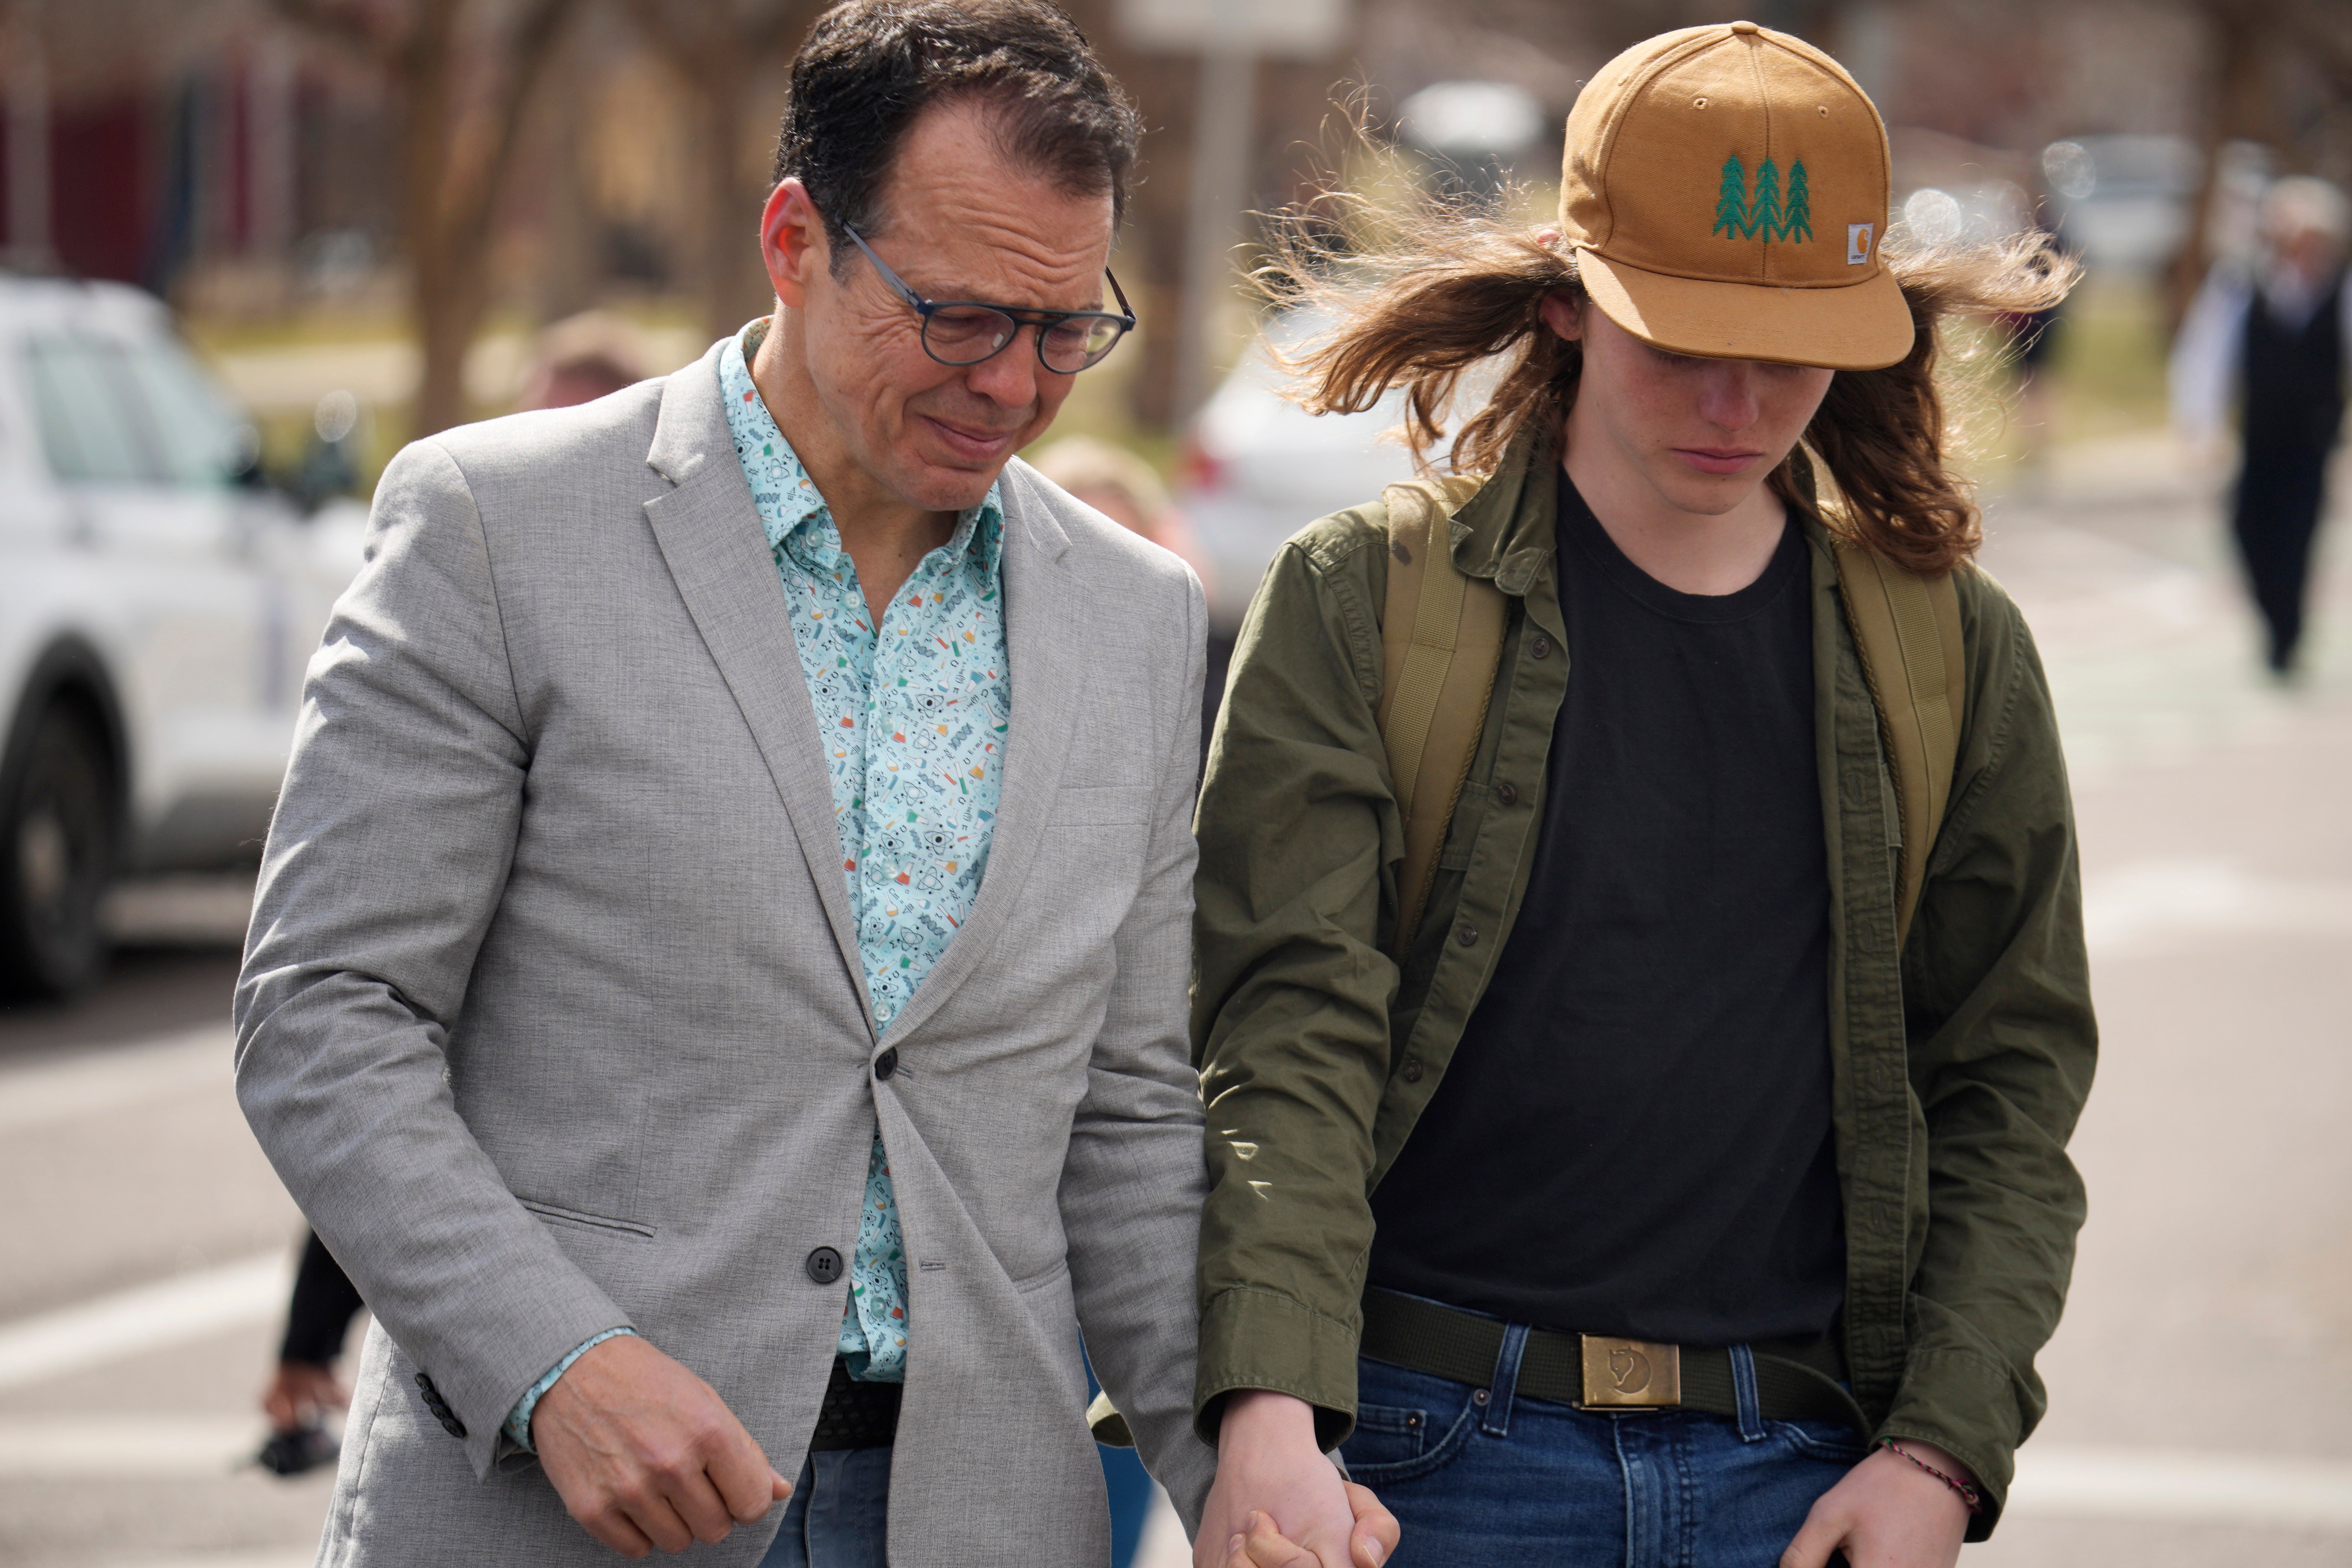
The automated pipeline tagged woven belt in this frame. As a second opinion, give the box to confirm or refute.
[1361,1287,1867,1434]
[809,1357,901,1451]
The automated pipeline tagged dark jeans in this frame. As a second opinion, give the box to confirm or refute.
[2232,441,2334,672]
[758,1447,892,1568]
[1341,1331,1866,1568]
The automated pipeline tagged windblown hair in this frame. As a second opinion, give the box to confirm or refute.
[1260,181,2078,576]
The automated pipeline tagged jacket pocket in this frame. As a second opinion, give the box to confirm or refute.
[518,1198,655,1239]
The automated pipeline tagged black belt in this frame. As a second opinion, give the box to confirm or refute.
[809,1357,901,1451]
[1361,1287,1867,1434]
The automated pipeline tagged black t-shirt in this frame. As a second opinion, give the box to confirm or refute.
[1366,471,1843,1346]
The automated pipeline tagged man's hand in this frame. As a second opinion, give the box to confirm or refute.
[1196,1390,1398,1568]
[531,1334,792,1558]
[260,1361,348,1432]
[1780,1441,1972,1568]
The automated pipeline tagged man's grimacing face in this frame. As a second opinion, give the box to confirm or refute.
[1542,294,1836,517]
[763,100,1117,515]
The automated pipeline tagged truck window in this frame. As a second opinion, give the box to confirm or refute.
[117,338,254,487]
[23,338,155,485]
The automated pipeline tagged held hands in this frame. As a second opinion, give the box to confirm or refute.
[1197,1390,1400,1568]
[532,1333,793,1558]
[260,1361,348,1432]
[1779,1439,1973,1568]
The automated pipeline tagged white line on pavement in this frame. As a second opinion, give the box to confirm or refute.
[2083,856,2352,957]
[2010,1444,2352,1529]
[0,1026,235,1135]
[0,1414,270,1478]
[0,1252,291,1393]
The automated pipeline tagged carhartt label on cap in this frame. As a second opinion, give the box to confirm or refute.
[1847,222,1874,265]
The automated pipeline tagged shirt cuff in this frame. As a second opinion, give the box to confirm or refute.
[504,1327,637,1452]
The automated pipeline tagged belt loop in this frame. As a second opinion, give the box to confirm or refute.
[1482,1323,1529,1438]
[1729,1344,1766,1443]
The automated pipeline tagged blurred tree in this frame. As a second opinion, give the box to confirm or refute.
[269,0,582,436]
[618,0,821,343]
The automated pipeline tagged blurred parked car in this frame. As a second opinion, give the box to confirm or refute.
[1179,309,1425,627]
[0,275,366,996]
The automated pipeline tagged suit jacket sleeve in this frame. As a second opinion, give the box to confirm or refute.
[1057,562,1221,1529]
[235,438,632,1479]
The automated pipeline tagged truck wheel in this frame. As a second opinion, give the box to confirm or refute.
[0,703,117,998]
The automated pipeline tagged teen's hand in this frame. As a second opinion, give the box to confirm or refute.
[1779,1440,1972,1568]
[1196,1390,1397,1568]
[532,1334,793,1558]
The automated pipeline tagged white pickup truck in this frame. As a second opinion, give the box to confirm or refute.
[0,275,364,997]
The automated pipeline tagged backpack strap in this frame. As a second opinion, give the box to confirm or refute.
[1831,541,1966,949]
[1376,477,1504,959]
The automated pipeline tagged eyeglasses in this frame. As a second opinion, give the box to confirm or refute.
[842,224,1136,374]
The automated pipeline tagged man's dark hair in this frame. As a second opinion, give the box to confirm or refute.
[772,0,1142,273]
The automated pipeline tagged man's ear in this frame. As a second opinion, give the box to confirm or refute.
[761,179,828,309]
[1538,291,1585,343]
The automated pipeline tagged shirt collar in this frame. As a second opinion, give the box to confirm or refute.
[719,320,1005,578]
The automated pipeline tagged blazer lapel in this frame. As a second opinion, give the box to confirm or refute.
[642,341,868,1015]
[881,468,1098,1044]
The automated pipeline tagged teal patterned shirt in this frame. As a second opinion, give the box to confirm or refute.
[721,322,1008,1380]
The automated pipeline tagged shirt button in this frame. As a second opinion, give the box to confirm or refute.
[807,1247,845,1285]
[1530,634,1553,660]
[1456,923,1480,946]
[1494,781,1518,806]
[874,1047,899,1081]
[1400,1057,1424,1083]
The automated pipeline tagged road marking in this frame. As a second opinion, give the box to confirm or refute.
[0,1414,272,1478]
[2084,856,2352,957]
[2010,1444,2352,1529]
[0,1025,234,1134]
[0,1251,289,1393]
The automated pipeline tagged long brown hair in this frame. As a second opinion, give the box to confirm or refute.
[1259,182,2077,576]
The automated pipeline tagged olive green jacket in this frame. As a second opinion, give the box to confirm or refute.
[1189,449,2095,1539]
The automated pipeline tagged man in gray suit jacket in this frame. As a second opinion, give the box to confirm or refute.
[235,5,1393,1565]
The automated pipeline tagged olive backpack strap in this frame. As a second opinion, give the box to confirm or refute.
[1375,475,1504,959]
[1832,540,1967,948]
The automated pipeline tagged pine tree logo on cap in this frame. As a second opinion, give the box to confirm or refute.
[1711,156,1813,242]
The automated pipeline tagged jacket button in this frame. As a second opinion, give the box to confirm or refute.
[1530,634,1553,660]
[1456,923,1479,946]
[874,1047,899,1081]
[1494,781,1518,806]
[1400,1057,1424,1083]
[440,1414,468,1439]
[807,1246,845,1285]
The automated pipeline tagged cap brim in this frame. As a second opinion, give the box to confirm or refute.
[1576,249,1916,371]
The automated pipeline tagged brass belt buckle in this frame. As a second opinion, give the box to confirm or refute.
[1578,1335,1681,1409]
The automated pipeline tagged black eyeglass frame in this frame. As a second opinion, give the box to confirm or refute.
[842,223,1136,374]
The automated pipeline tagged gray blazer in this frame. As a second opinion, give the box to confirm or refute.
[235,338,1218,1567]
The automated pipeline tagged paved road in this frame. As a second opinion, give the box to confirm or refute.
[3,441,2347,1566]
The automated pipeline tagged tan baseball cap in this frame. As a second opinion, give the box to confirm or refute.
[1559,21,1914,371]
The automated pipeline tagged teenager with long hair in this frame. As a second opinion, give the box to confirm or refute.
[1189,23,2094,1568]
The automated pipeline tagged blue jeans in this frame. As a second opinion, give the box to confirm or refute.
[1341,1331,1866,1568]
[758,1447,892,1568]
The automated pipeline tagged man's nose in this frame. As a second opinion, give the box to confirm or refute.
[963,327,1045,409]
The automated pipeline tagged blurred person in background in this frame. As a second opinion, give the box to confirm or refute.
[520,310,655,410]
[255,314,653,1478]
[2171,174,2352,680]
[233,2,1390,1564]
[1030,435,1233,766]
[1191,22,2092,1568]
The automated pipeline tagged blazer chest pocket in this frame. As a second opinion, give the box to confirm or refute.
[1055,783,1152,826]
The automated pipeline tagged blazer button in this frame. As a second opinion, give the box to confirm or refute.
[1456,922,1480,946]
[1400,1057,1424,1083]
[1494,780,1518,806]
[807,1246,845,1285]
[874,1047,899,1081]
[440,1413,469,1439]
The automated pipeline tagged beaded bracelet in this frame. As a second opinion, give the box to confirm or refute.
[1879,1439,1983,1514]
